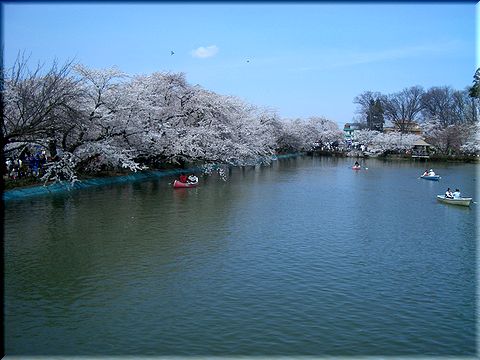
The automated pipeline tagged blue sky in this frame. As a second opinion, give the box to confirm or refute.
[3,2,476,127]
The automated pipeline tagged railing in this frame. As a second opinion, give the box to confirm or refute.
[411,150,430,158]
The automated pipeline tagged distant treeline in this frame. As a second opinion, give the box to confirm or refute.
[351,69,480,155]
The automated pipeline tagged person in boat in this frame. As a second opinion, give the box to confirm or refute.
[187,174,198,184]
[452,188,461,199]
[354,161,360,167]
[445,188,454,199]
[422,169,429,176]
[179,173,188,183]
[428,169,435,176]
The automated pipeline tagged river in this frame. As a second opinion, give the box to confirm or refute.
[4,156,477,356]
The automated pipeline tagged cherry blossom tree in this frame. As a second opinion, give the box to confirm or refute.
[373,132,419,153]
[307,117,343,149]
[46,64,145,180]
[354,129,419,154]
[123,72,278,167]
[420,87,478,156]
[275,119,308,153]
[422,120,471,155]
[354,129,380,147]
[274,117,342,152]
[461,122,480,155]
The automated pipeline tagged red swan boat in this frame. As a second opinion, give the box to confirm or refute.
[173,180,198,188]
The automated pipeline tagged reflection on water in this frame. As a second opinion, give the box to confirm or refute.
[4,156,477,356]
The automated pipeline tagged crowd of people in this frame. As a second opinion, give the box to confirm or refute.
[4,149,48,180]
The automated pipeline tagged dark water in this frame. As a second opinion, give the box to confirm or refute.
[4,156,477,356]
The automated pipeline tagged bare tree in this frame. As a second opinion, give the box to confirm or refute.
[381,86,424,133]
[451,89,479,125]
[2,54,80,158]
[2,56,76,151]
[421,86,477,127]
[421,86,458,127]
[421,87,479,155]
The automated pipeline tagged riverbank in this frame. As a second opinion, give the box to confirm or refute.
[2,168,199,202]
[373,153,480,163]
[310,149,480,163]
[2,152,477,201]
[2,153,304,201]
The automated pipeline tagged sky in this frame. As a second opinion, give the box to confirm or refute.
[2,2,476,127]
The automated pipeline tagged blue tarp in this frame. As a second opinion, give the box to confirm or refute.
[3,168,194,202]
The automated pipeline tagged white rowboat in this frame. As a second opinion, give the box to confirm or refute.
[436,195,472,207]
[420,175,441,181]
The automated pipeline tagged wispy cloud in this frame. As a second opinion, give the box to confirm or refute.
[342,42,458,66]
[191,45,219,59]
[292,41,462,72]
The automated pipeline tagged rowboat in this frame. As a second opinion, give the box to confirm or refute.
[352,165,361,170]
[173,180,198,188]
[421,175,441,181]
[436,195,472,207]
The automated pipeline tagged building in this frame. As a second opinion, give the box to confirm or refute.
[383,121,423,136]
[343,123,362,143]
[411,138,433,158]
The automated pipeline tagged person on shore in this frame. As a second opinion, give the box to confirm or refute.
[452,188,461,199]
[445,188,454,199]
[179,173,188,183]
[6,158,12,173]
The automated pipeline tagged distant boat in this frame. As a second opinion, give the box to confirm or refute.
[436,195,472,207]
[352,165,361,170]
[421,174,441,181]
[173,180,198,188]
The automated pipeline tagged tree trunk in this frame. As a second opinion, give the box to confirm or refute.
[48,139,58,160]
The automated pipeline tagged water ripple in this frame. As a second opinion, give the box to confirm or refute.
[4,157,477,356]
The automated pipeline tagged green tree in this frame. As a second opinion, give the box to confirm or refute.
[353,91,383,129]
[367,99,384,131]
[468,68,480,99]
